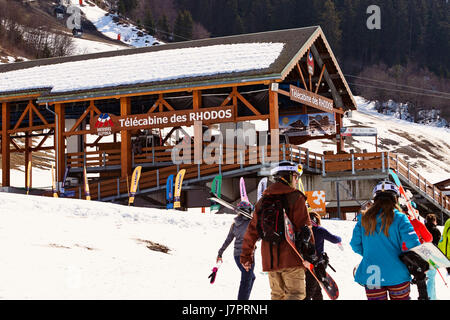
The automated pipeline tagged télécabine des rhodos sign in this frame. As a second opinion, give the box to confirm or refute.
[289,85,334,114]
[91,106,235,135]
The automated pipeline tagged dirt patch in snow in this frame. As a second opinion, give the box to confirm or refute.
[135,238,170,254]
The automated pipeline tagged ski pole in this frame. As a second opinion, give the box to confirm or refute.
[429,259,448,287]
[328,263,336,273]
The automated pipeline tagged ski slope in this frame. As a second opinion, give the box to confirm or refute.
[68,0,159,47]
[302,97,450,184]
[0,192,448,300]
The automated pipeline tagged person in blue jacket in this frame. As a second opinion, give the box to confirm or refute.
[216,202,255,300]
[350,180,421,300]
[305,211,342,300]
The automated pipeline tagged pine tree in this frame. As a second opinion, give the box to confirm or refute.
[174,10,193,42]
[319,0,342,56]
[157,14,170,41]
[144,11,155,36]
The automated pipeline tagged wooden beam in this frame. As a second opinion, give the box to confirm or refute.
[37,80,273,105]
[55,103,66,182]
[193,90,202,110]
[120,97,132,178]
[235,90,261,116]
[30,102,49,125]
[269,87,279,130]
[310,44,344,109]
[2,102,11,187]
[296,63,308,90]
[315,65,326,94]
[12,103,31,130]
[8,124,55,134]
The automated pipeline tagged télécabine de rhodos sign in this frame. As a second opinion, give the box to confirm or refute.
[91,106,235,136]
[289,85,334,114]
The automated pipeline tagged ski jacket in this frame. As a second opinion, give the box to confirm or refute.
[240,181,311,272]
[350,209,421,287]
[312,225,342,255]
[438,219,450,259]
[218,215,251,258]
[425,222,441,247]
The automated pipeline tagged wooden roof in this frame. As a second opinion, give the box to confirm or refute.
[0,26,356,110]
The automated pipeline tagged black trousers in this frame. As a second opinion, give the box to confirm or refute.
[305,271,323,300]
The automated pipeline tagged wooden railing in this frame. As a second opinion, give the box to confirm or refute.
[322,151,450,211]
[64,145,449,212]
[388,153,450,211]
[66,143,324,171]
[323,152,387,174]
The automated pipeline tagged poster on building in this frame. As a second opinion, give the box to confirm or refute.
[279,112,335,137]
[305,190,326,215]
[308,112,335,136]
[279,114,309,136]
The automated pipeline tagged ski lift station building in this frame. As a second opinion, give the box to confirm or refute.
[0,26,449,221]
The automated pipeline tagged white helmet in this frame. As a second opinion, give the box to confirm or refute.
[372,181,400,198]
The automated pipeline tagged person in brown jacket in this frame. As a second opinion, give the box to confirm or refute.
[240,161,313,300]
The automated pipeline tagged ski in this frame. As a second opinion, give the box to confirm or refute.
[284,212,339,300]
[239,177,249,204]
[210,175,222,211]
[389,169,419,220]
[83,166,91,200]
[128,166,142,206]
[257,177,268,202]
[60,166,70,195]
[51,164,58,198]
[174,169,186,209]
[208,197,252,219]
[166,174,174,209]
[208,261,222,284]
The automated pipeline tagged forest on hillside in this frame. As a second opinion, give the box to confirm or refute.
[116,0,449,122]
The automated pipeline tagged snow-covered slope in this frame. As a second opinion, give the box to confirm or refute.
[302,96,450,184]
[68,0,159,47]
[0,192,448,300]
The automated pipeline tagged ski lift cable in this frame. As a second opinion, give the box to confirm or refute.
[345,74,450,97]
[347,82,450,100]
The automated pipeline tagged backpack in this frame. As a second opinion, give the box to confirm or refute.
[256,194,288,268]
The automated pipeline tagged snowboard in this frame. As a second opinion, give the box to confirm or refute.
[59,166,71,196]
[174,169,186,209]
[410,242,450,269]
[257,177,268,202]
[239,177,249,204]
[389,169,419,220]
[26,160,31,195]
[51,164,58,198]
[83,166,91,200]
[284,212,339,300]
[208,197,252,219]
[128,166,142,206]
[210,175,222,211]
[166,174,174,209]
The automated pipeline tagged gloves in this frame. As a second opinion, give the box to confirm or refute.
[208,267,219,284]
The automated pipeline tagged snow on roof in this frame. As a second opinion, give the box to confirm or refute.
[0,42,284,95]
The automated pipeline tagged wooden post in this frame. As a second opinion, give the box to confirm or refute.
[120,97,132,178]
[336,109,345,153]
[269,86,279,163]
[55,103,65,183]
[193,90,202,165]
[25,101,33,188]
[2,102,10,187]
